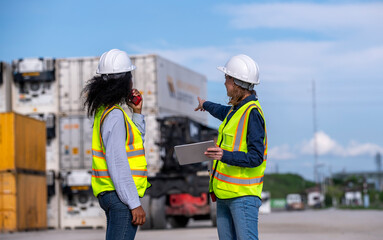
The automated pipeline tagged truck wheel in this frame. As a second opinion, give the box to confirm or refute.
[139,195,152,230]
[210,201,217,227]
[168,216,189,228]
[151,196,167,229]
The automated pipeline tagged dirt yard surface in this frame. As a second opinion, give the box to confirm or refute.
[2,209,382,240]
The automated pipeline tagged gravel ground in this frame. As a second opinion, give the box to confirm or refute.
[2,209,382,240]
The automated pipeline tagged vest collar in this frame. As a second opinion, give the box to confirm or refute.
[233,94,258,111]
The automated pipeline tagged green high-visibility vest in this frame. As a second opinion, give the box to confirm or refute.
[91,104,151,198]
[210,100,267,199]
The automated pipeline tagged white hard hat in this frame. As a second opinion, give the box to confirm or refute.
[217,54,260,85]
[96,49,136,74]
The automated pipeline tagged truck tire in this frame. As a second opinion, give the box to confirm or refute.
[151,196,167,229]
[139,195,152,230]
[210,201,217,227]
[168,216,189,228]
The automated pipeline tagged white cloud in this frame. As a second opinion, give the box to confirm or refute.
[345,141,383,157]
[268,144,295,160]
[301,131,343,155]
[301,131,383,157]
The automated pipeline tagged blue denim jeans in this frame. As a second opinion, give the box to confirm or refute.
[98,191,137,240]
[216,196,262,240]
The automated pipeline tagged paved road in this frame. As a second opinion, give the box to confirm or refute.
[2,209,383,240]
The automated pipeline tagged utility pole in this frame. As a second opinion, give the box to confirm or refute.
[312,80,318,184]
[376,152,382,191]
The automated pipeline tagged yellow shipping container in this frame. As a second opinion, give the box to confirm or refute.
[0,112,46,172]
[0,172,47,232]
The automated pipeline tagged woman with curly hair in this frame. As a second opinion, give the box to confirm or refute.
[82,49,150,240]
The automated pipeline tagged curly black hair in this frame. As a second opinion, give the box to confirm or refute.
[82,72,133,117]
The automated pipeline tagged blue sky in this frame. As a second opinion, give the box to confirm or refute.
[1,0,383,181]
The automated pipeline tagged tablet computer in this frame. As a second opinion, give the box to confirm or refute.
[174,140,215,165]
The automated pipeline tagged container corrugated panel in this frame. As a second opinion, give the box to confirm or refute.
[0,112,46,172]
[57,57,99,114]
[59,115,93,170]
[0,172,47,232]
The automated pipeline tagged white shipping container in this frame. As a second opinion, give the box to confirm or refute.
[0,62,12,113]
[56,55,208,125]
[57,57,99,114]
[131,55,208,125]
[130,55,208,173]
[59,170,105,229]
[11,58,58,114]
[59,115,93,170]
[59,193,105,230]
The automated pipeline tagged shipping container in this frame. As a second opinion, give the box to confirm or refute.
[11,58,58,114]
[55,55,208,126]
[0,172,47,232]
[56,57,99,114]
[128,55,208,175]
[59,116,93,170]
[0,62,12,113]
[0,112,46,172]
[130,55,208,125]
[59,170,105,229]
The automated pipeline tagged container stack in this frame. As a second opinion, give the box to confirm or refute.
[0,113,47,232]
[11,57,61,229]
[55,57,105,229]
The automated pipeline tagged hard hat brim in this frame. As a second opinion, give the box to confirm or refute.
[96,65,136,74]
[217,66,227,74]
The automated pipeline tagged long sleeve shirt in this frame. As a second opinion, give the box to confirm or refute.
[203,94,265,168]
[101,109,145,209]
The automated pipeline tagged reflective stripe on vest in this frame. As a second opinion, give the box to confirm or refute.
[91,149,147,178]
[92,148,145,159]
[231,103,267,161]
[92,169,148,178]
[212,168,264,186]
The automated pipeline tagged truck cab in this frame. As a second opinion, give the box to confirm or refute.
[286,193,305,210]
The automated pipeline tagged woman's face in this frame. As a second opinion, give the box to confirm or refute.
[224,74,235,97]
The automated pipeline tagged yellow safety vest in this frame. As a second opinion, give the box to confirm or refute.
[91,104,151,198]
[210,100,267,199]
